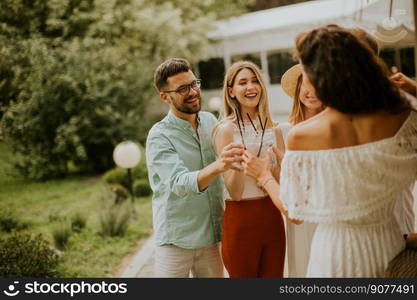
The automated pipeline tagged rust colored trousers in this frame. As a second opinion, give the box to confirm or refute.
[221,196,286,278]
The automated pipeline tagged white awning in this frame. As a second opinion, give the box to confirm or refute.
[207,0,415,58]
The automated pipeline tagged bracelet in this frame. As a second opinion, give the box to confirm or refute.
[259,175,274,188]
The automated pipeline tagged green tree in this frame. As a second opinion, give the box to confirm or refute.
[0,0,252,179]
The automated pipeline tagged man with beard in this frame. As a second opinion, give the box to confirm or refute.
[146,58,244,277]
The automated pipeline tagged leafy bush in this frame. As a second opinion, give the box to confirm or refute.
[48,212,66,223]
[70,213,87,232]
[102,164,148,189]
[133,179,152,197]
[99,202,131,237]
[1,40,149,180]
[102,168,129,187]
[0,210,28,232]
[133,164,148,181]
[51,222,72,250]
[0,0,252,180]
[0,215,19,232]
[0,233,59,277]
[108,183,129,204]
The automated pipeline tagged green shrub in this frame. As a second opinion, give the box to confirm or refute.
[99,202,131,237]
[1,40,150,180]
[70,213,87,232]
[102,168,129,187]
[0,0,252,180]
[0,215,19,232]
[0,210,28,232]
[48,212,67,223]
[132,164,148,181]
[102,164,148,190]
[133,179,152,197]
[0,232,59,277]
[108,183,129,204]
[52,222,72,250]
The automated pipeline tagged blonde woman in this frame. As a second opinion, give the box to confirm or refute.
[212,61,287,277]
[279,64,324,277]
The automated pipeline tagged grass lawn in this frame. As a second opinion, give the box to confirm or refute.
[0,143,152,277]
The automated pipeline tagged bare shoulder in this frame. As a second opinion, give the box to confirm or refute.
[219,119,235,131]
[215,120,235,138]
[287,116,330,150]
[213,120,235,151]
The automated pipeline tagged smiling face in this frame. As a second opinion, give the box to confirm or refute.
[228,68,261,110]
[160,70,201,115]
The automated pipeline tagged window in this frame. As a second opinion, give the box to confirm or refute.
[231,53,262,69]
[379,47,415,78]
[400,47,415,78]
[379,48,396,71]
[267,51,297,84]
[198,57,225,90]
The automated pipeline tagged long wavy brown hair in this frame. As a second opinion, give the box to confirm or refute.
[294,25,410,114]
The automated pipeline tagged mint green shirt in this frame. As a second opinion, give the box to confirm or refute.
[145,111,224,249]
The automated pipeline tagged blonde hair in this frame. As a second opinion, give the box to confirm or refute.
[213,61,274,137]
[288,75,305,125]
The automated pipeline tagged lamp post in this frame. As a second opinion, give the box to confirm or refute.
[113,141,141,213]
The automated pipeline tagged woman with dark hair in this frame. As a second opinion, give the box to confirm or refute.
[243,24,416,277]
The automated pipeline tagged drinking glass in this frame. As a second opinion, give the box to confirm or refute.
[232,123,276,167]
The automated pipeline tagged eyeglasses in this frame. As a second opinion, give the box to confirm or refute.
[162,79,202,96]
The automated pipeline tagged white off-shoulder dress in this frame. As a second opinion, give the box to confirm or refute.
[280,111,417,277]
[280,122,317,278]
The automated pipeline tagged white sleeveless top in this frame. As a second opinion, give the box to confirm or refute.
[280,111,417,277]
[223,122,277,200]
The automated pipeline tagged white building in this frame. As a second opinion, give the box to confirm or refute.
[199,0,416,121]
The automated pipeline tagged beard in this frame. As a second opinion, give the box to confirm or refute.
[171,93,201,114]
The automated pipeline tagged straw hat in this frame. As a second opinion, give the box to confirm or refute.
[281,64,302,99]
[385,248,417,277]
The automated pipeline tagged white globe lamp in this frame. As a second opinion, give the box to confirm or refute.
[113,141,141,169]
[113,141,141,212]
